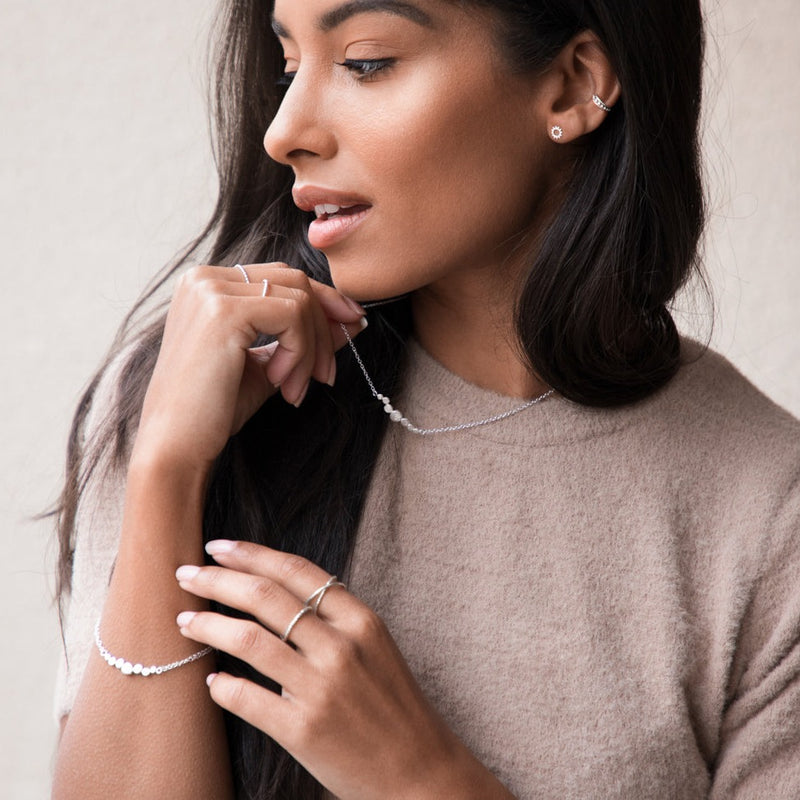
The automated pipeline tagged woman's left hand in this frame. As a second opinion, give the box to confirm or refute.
[175,541,513,800]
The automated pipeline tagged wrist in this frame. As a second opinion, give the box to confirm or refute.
[127,441,213,497]
[121,446,211,555]
[403,742,516,800]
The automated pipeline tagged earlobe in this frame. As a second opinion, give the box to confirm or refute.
[545,31,621,144]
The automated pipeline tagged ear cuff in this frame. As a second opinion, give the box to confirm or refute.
[592,94,613,112]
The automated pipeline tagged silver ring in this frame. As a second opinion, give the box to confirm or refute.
[304,576,347,613]
[281,605,314,643]
[233,263,250,284]
[592,94,612,112]
[261,279,269,297]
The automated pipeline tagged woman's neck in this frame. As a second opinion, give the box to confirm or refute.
[410,276,549,399]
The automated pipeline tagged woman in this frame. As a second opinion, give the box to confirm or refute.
[52,0,800,798]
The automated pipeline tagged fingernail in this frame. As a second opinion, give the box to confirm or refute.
[358,317,369,331]
[206,672,218,687]
[205,539,236,555]
[292,380,310,408]
[326,360,336,387]
[175,565,200,581]
[259,341,279,359]
[344,297,365,315]
[176,611,197,627]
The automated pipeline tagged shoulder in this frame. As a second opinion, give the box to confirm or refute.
[674,338,798,432]
[635,338,800,553]
[637,338,800,472]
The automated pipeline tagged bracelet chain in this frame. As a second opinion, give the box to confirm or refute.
[94,620,213,677]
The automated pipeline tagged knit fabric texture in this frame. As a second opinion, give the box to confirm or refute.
[56,339,800,798]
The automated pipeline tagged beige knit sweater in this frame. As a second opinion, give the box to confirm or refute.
[56,340,800,798]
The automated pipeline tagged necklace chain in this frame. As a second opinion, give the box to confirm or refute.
[339,322,554,436]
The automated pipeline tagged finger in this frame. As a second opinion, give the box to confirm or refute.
[221,276,338,388]
[233,295,316,397]
[176,610,306,691]
[205,672,295,746]
[238,264,366,325]
[194,277,302,302]
[243,268,354,385]
[200,281,328,398]
[202,541,356,623]
[307,286,338,388]
[189,269,365,393]
[263,313,368,396]
[219,276,368,347]
[218,288,315,406]
[246,340,279,363]
[175,565,332,652]
[264,287,318,403]
[330,316,369,351]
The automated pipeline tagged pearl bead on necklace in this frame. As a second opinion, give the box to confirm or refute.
[339,322,554,436]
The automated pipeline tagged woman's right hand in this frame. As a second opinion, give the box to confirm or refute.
[132,263,367,473]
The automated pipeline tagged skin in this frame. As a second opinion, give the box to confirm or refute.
[54,1,619,797]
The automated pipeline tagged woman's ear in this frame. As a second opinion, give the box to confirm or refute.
[542,31,621,144]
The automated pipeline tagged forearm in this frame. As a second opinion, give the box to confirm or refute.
[408,738,517,800]
[53,453,233,800]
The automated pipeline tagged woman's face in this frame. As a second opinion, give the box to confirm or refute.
[266,0,556,302]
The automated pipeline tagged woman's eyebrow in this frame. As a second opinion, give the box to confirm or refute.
[272,0,435,39]
[319,0,434,31]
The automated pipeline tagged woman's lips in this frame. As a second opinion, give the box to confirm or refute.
[306,204,371,249]
[293,187,372,249]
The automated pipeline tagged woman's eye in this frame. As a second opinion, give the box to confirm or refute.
[336,58,396,81]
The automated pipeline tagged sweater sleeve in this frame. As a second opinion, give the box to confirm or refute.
[52,352,131,722]
[711,473,800,798]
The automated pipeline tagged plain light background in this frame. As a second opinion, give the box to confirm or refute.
[1,1,797,796]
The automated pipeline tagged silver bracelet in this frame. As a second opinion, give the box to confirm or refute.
[94,619,213,676]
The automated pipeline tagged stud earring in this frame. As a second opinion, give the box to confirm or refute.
[550,125,564,141]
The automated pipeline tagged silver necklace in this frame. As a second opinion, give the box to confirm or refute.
[339,321,554,436]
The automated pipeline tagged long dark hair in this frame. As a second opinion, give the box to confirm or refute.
[56,1,706,797]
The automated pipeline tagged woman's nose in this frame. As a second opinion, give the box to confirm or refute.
[263,73,337,166]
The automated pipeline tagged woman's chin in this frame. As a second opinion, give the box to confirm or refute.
[329,270,413,306]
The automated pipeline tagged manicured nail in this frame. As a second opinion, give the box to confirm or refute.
[293,380,310,408]
[257,341,279,359]
[344,297,365,315]
[206,672,218,687]
[175,565,200,581]
[176,611,197,627]
[326,359,336,387]
[358,317,369,331]
[205,539,236,555]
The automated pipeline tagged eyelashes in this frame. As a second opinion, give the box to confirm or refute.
[335,58,396,80]
[276,58,396,89]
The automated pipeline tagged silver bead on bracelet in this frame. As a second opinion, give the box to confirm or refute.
[94,620,213,676]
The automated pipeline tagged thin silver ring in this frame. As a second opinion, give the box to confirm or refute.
[261,279,269,297]
[304,576,347,613]
[233,263,250,284]
[281,605,314,643]
[592,94,613,112]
